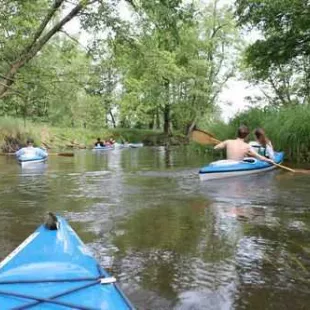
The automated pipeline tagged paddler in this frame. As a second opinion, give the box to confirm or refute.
[214,125,274,163]
[252,128,275,160]
[94,138,104,147]
[15,138,48,158]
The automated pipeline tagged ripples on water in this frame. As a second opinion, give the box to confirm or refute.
[0,147,310,310]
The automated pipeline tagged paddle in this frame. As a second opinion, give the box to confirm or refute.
[190,128,296,173]
[49,152,74,157]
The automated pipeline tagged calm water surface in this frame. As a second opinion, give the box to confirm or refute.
[0,147,309,310]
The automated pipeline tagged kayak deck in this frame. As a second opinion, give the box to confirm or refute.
[199,152,284,181]
[0,215,133,309]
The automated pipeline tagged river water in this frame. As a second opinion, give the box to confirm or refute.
[0,147,309,310]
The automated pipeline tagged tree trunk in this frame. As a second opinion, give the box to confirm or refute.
[163,81,171,134]
[156,108,160,129]
[109,110,116,128]
[187,119,197,137]
[163,103,170,134]
[149,114,154,129]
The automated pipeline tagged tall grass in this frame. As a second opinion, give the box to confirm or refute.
[0,117,42,151]
[204,105,310,162]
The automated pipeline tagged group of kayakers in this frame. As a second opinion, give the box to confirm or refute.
[214,125,274,163]
[94,138,115,147]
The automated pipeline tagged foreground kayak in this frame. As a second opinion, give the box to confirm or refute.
[0,214,134,309]
[199,152,284,181]
[17,155,47,167]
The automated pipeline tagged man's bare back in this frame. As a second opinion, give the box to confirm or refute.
[214,138,251,161]
[213,125,274,163]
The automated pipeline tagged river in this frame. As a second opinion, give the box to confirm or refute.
[0,147,309,310]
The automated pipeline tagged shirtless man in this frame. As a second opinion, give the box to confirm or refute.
[214,125,274,163]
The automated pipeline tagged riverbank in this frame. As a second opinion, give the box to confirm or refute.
[201,105,310,162]
[0,117,187,152]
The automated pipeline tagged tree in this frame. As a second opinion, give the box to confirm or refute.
[0,0,91,98]
[0,0,163,99]
[110,0,239,133]
[235,0,310,106]
[235,0,310,71]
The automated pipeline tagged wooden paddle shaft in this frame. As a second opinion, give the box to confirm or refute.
[273,162,295,173]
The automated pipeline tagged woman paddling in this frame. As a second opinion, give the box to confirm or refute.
[252,128,275,160]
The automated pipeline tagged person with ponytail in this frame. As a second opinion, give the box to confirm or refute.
[253,128,275,160]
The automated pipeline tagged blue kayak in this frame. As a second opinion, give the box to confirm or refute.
[199,152,284,181]
[114,143,143,149]
[0,214,134,309]
[128,143,143,148]
[17,155,47,167]
[92,145,114,151]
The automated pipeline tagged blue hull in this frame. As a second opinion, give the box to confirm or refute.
[128,143,143,148]
[17,155,47,166]
[0,216,133,309]
[92,146,114,151]
[199,152,284,180]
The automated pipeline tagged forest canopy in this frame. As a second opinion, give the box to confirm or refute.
[0,0,240,133]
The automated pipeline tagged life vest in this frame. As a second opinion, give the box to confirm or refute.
[249,141,266,157]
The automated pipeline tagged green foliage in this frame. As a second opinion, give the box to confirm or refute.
[0,36,106,128]
[235,0,310,70]
[236,0,310,106]
[0,0,238,133]
[0,0,50,67]
[110,1,239,132]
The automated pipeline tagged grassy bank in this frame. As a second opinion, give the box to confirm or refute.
[0,117,186,152]
[202,105,310,162]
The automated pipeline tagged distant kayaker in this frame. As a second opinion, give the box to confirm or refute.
[15,138,48,158]
[214,125,274,163]
[252,128,275,160]
[95,138,104,147]
[105,138,115,146]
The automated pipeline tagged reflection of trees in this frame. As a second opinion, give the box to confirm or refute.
[113,201,237,300]
[119,146,211,171]
[115,203,205,254]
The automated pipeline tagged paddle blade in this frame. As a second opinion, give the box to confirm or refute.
[57,152,74,157]
[190,129,220,145]
[48,152,74,157]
